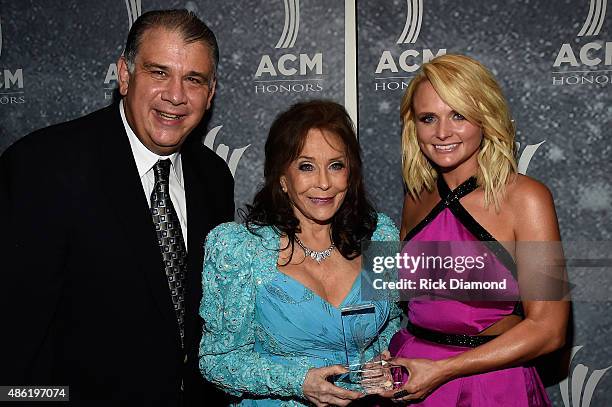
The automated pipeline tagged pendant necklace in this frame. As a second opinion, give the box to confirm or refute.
[295,235,335,264]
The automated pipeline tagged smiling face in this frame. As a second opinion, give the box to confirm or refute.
[118,27,216,156]
[413,80,482,176]
[280,128,349,226]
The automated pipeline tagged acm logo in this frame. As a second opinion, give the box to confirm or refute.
[559,346,611,407]
[552,0,611,86]
[254,0,324,94]
[375,0,446,91]
[103,0,143,98]
[0,15,26,105]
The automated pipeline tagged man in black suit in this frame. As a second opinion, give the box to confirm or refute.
[0,10,233,406]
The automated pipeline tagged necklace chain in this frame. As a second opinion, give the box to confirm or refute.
[294,235,335,264]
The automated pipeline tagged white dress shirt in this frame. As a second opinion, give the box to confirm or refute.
[119,100,188,246]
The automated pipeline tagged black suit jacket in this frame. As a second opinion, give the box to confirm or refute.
[0,103,234,406]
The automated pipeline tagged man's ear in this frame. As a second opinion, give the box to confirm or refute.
[117,56,131,96]
[205,78,217,110]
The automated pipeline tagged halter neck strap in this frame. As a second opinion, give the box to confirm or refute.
[437,175,478,204]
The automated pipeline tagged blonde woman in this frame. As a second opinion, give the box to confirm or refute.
[380,54,568,406]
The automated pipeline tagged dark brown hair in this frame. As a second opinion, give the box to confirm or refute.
[124,9,219,77]
[242,100,377,260]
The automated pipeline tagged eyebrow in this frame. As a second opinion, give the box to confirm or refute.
[415,110,461,116]
[142,63,212,83]
[297,155,346,161]
[143,63,169,71]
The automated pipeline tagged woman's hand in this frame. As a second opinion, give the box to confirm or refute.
[372,350,391,362]
[302,365,364,407]
[379,357,451,402]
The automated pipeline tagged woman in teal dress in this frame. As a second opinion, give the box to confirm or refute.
[199,100,400,406]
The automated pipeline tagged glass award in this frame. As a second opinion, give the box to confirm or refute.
[339,303,396,393]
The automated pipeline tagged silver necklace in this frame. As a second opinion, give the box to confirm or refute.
[294,235,335,264]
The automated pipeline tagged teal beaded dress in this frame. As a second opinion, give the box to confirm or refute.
[199,213,400,406]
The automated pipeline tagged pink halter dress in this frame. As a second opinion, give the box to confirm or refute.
[388,176,551,406]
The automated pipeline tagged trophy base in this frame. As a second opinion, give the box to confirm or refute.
[337,360,402,394]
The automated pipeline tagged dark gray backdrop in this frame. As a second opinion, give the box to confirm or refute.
[1,1,610,405]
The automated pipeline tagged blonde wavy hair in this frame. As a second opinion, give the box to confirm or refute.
[401,54,517,210]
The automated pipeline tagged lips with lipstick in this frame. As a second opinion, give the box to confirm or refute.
[434,143,460,152]
[309,197,334,205]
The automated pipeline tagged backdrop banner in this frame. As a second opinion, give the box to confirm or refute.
[1,1,610,405]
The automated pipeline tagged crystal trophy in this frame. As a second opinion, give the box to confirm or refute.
[339,303,396,393]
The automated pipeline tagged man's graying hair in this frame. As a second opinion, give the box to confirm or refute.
[124,9,219,79]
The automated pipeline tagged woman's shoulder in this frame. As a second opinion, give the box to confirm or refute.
[207,221,277,242]
[206,222,249,246]
[372,212,400,242]
[205,222,277,261]
[400,188,438,238]
[504,174,555,213]
[503,174,560,240]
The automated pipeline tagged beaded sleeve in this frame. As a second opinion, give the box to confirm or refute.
[199,222,311,399]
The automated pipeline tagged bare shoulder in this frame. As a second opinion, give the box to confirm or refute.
[401,191,420,216]
[505,174,560,241]
[401,188,437,238]
[505,174,555,212]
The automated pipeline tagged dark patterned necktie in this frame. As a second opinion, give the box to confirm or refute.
[150,159,186,346]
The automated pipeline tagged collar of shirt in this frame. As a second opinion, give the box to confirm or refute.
[119,99,184,187]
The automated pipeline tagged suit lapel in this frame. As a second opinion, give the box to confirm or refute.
[181,145,210,348]
[96,104,180,342]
